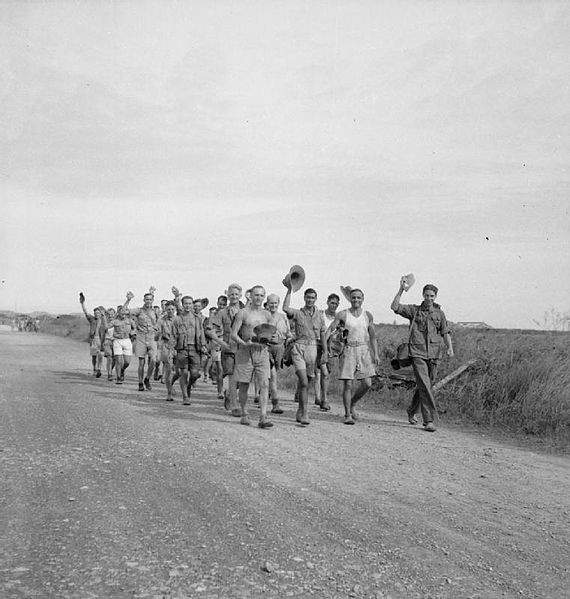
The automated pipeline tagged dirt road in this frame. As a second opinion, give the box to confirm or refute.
[1,330,568,598]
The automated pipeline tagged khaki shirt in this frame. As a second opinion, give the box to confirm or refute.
[172,312,206,350]
[287,306,326,345]
[395,303,449,360]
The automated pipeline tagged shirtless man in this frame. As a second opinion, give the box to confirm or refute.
[123,290,159,392]
[266,293,292,414]
[79,293,106,377]
[314,293,340,411]
[171,296,207,405]
[283,286,327,426]
[231,285,276,429]
[329,288,379,424]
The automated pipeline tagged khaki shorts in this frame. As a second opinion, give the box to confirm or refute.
[221,351,235,376]
[268,344,285,370]
[291,342,318,377]
[235,346,270,384]
[338,344,375,380]
[134,337,158,360]
[113,338,133,357]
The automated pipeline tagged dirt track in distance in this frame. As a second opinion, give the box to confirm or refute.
[1,330,569,598]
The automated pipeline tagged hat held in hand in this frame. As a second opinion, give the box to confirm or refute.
[252,323,277,344]
[199,298,209,310]
[282,264,306,292]
[340,285,353,302]
[400,273,415,291]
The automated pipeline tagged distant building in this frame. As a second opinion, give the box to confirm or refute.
[454,321,493,329]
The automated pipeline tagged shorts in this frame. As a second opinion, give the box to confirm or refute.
[291,342,318,377]
[338,344,375,380]
[89,337,102,356]
[160,347,175,364]
[103,339,114,358]
[113,338,133,356]
[176,346,201,372]
[268,343,285,370]
[221,351,235,376]
[235,346,270,384]
[134,337,158,360]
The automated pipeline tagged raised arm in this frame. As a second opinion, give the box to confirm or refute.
[79,293,90,320]
[390,278,407,312]
[282,286,294,317]
[122,291,134,311]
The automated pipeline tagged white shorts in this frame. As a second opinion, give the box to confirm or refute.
[113,338,133,356]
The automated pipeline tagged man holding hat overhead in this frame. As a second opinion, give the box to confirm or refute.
[282,269,327,426]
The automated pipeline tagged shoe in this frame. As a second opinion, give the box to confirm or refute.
[144,378,152,391]
[271,404,284,414]
[217,393,225,400]
[343,415,355,425]
[138,383,145,391]
[116,379,123,385]
[254,396,260,404]
[296,409,302,423]
[182,399,191,405]
[314,399,321,406]
[107,374,113,381]
[300,417,310,426]
[231,408,241,417]
[423,422,436,432]
[258,419,274,429]
[407,411,418,425]
[320,402,331,412]
[166,397,174,402]
[240,415,251,426]
[96,370,102,378]
[350,409,359,421]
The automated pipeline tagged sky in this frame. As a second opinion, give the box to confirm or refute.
[1,0,569,329]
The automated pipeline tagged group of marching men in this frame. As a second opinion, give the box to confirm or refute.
[80,268,453,432]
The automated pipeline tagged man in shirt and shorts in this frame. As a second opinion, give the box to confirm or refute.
[329,288,379,425]
[158,301,178,401]
[123,290,159,392]
[79,293,106,378]
[283,286,327,426]
[231,285,276,429]
[315,292,340,411]
[266,293,292,414]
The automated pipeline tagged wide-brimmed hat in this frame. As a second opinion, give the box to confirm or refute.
[282,265,306,292]
[401,273,415,291]
[252,323,277,344]
[199,298,209,310]
[340,285,353,302]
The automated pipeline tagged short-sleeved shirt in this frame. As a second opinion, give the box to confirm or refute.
[395,303,449,360]
[172,312,205,350]
[217,305,241,351]
[159,317,177,350]
[130,307,159,341]
[288,306,326,345]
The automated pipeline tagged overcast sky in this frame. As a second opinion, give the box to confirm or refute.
[1,1,568,329]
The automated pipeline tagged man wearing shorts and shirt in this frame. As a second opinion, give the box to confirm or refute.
[123,291,159,392]
[315,293,340,411]
[266,293,292,414]
[111,305,134,384]
[231,285,276,429]
[158,301,178,401]
[329,288,379,424]
[283,286,327,426]
[172,296,207,405]
[103,307,116,381]
[79,293,106,377]
[217,284,243,416]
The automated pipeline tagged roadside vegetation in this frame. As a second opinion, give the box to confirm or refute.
[35,314,570,449]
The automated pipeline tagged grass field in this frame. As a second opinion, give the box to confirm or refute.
[36,313,570,449]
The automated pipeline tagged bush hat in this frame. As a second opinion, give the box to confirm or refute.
[282,265,306,292]
[252,323,277,344]
[340,285,353,302]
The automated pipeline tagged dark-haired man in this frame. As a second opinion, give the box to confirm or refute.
[283,286,327,426]
[79,293,106,377]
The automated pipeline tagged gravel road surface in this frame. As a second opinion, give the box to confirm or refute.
[1,330,569,598]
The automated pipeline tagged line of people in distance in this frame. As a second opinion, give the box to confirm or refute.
[80,274,453,432]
